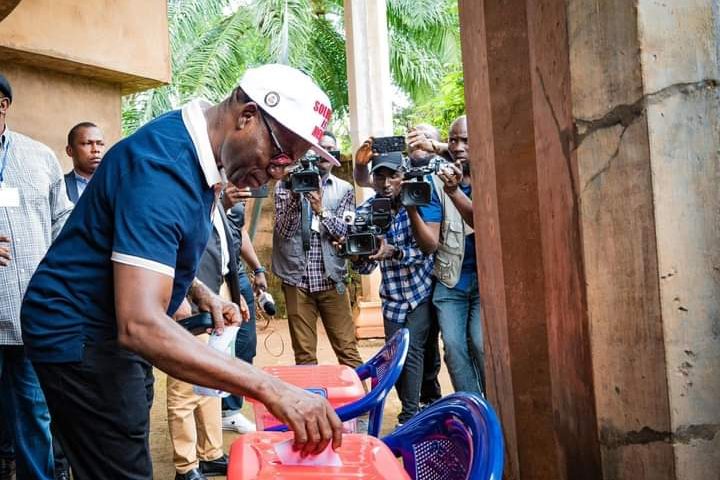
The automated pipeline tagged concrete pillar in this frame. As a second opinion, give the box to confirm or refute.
[343,0,393,338]
[459,0,719,478]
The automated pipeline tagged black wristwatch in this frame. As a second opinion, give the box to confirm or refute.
[392,246,404,261]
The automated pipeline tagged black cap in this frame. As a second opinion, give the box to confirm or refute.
[370,151,404,173]
[0,74,11,103]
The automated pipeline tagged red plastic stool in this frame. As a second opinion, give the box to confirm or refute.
[227,431,411,480]
[248,365,365,432]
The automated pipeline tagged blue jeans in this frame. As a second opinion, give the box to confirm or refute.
[0,346,54,479]
[222,272,257,412]
[433,274,485,394]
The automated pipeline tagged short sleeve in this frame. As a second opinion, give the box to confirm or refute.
[110,162,193,278]
[417,179,442,223]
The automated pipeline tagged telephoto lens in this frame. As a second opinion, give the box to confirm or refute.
[258,291,276,316]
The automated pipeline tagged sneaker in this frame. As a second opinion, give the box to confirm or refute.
[222,412,256,433]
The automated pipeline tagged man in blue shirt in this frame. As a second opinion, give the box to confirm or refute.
[407,115,485,396]
[20,64,344,479]
[350,150,435,425]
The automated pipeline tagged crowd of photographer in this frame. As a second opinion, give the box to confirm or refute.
[273,114,484,427]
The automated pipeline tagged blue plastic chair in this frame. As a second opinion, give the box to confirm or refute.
[381,392,504,480]
[268,328,409,437]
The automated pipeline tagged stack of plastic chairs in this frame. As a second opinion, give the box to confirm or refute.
[382,392,504,480]
[267,328,410,437]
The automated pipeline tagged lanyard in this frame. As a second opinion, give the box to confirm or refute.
[0,137,10,185]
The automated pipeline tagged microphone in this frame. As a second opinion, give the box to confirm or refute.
[258,291,276,316]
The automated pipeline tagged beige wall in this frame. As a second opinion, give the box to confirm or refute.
[0,0,170,90]
[0,0,170,169]
[2,63,121,170]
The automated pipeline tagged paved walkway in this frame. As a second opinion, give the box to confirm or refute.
[149,317,452,478]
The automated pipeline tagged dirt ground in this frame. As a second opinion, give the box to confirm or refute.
[149,317,452,479]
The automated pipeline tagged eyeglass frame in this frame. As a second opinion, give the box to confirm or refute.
[259,109,294,168]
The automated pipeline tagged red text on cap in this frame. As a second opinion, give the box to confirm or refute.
[314,101,332,122]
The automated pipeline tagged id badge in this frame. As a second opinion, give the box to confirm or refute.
[0,186,20,207]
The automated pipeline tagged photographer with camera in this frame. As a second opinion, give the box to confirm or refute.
[348,148,435,426]
[272,131,363,369]
[353,123,448,188]
[404,115,484,397]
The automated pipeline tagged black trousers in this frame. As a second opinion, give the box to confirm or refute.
[34,341,155,480]
[384,299,433,424]
[420,304,442,405]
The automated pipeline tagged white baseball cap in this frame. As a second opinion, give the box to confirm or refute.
[239,64,339,166]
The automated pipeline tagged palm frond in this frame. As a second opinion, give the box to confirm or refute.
[176,10,258,101]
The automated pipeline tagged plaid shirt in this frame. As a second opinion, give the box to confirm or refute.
[0,127,73,345]
[352,197,434,323]
[275,175,354,292]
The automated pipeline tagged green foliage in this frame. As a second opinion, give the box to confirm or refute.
[400,66,465,137]
[123,0,461,137]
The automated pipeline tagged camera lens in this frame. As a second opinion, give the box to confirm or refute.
[348,233,375,255]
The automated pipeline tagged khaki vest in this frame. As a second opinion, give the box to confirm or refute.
[431,175,473,288]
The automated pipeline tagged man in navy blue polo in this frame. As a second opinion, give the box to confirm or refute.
[20,64,343,480]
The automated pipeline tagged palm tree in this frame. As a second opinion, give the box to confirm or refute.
[122,0,459,134]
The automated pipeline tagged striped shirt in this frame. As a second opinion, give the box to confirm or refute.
[0,127,73,345]
[352,197,434,323]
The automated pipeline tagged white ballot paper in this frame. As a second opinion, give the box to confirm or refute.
[273,438,343,467]
[193,326,239,397]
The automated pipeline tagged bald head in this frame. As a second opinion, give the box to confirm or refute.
[408,123,442,166]
[414,123,441,141]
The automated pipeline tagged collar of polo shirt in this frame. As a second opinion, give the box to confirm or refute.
[181,99,223,188]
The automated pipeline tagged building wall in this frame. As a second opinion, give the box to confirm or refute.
[0,0,170,90]
[0,0,169,168]
[2,63,121,170]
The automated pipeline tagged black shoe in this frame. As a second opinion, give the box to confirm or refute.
[174,468,207,480]
[0,458,15,480]
[199,454,228,477]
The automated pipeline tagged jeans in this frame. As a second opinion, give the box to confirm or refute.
[222,271,257,412]
[0,346,54,480]
[384,299,433,424]
[433,273,485,394]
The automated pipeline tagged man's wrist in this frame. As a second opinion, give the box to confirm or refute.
[253,266,266,275]
[189,278,212,303]
[392,246,404,261]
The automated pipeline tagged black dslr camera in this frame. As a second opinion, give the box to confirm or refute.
[400,157,454,207]
[343,197,393,256]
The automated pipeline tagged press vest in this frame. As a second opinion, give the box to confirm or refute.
[272,174,352,287]
[431,175,474,288]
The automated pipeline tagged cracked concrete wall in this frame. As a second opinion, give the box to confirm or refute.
[568,0,673,477]
[638,0,720,476]
[569,0,719,478]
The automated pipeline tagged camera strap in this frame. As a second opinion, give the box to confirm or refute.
[300,196,312,251]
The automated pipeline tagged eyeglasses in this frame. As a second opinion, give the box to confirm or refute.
[259,110,294,168]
